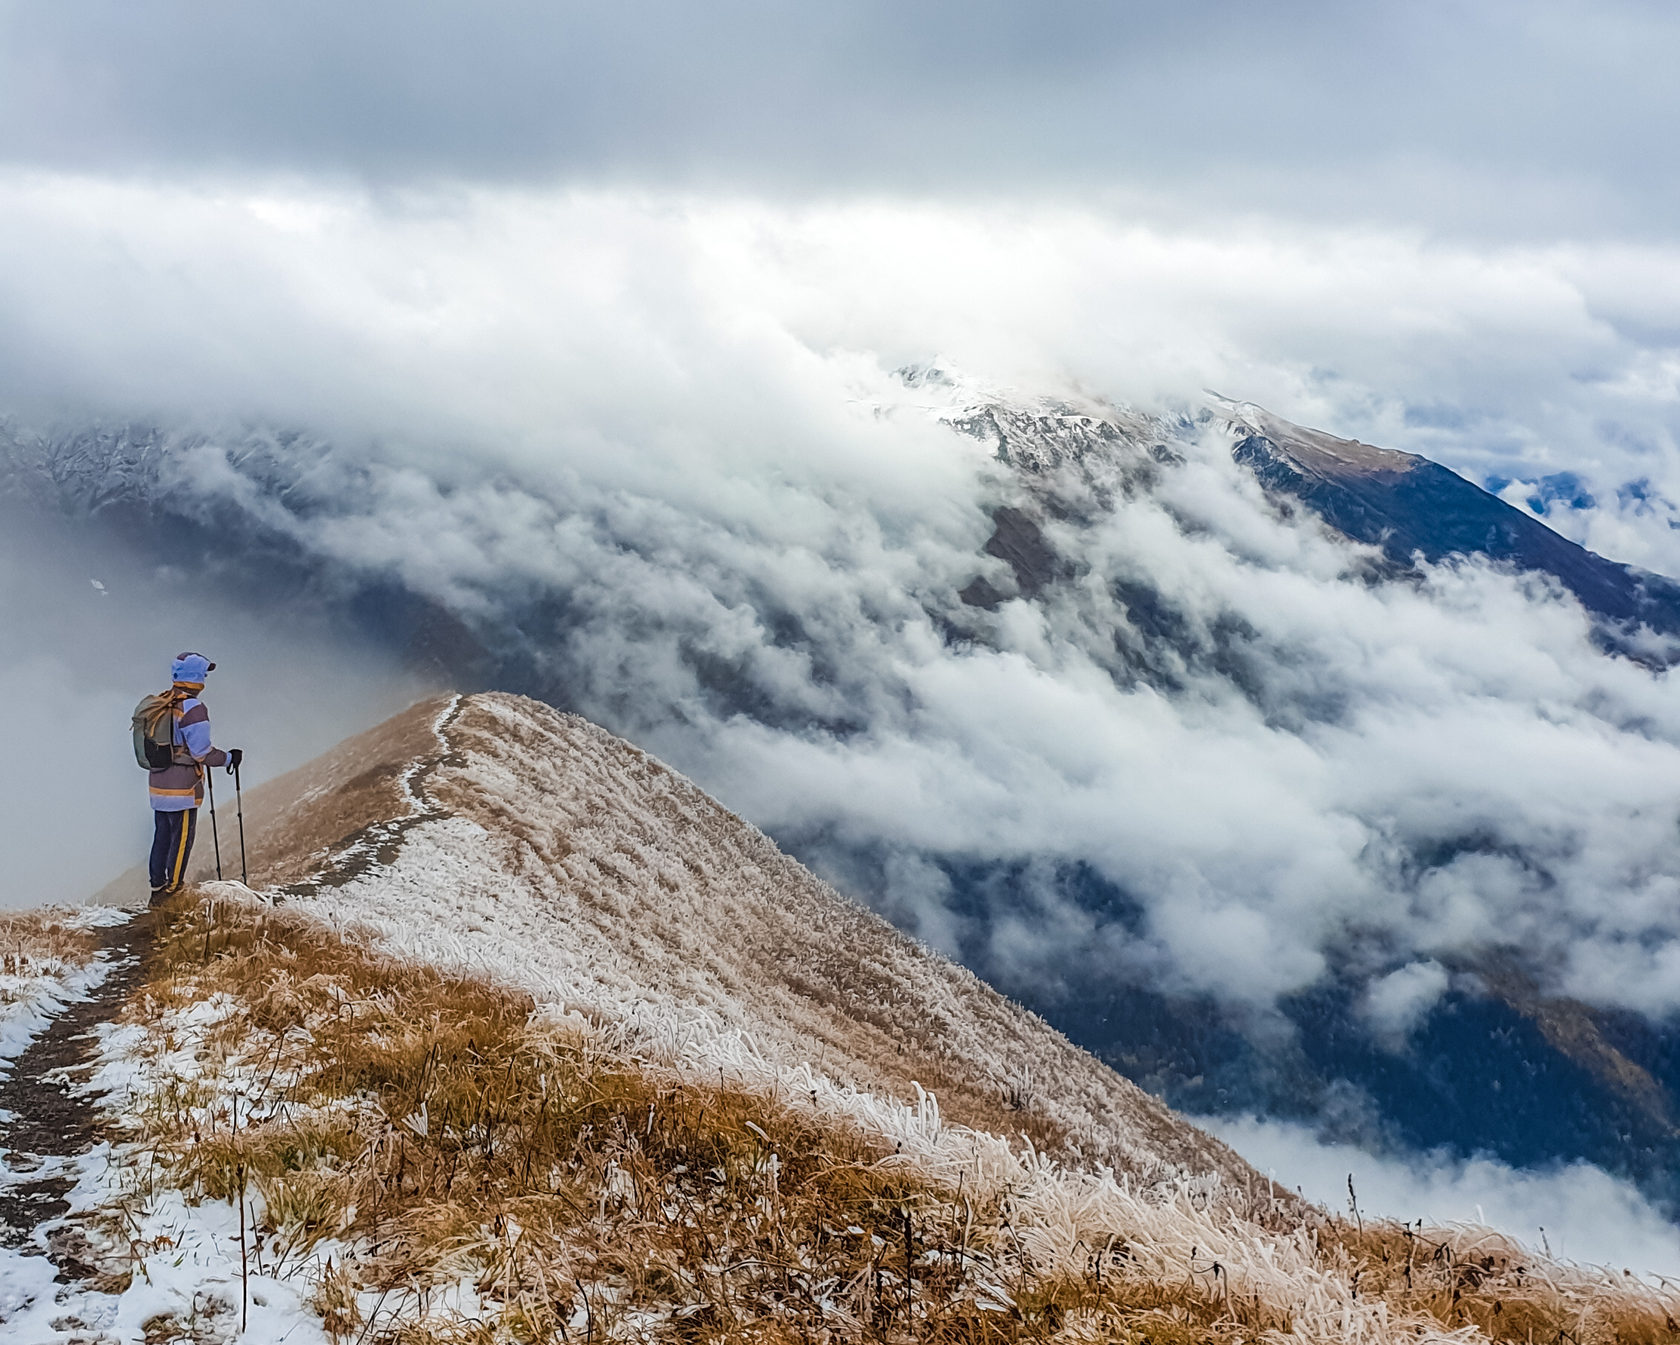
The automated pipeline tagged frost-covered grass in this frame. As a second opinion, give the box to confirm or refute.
[0,904,124,1087]
[0,904,326,1345]
[62,887,1680,1345]
[0,1170,333,1345]
[288,692,1252,1189]
[0,906,100,977]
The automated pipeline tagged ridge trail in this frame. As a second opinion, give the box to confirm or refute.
[278,693,464,897]
[0,912,152,1285]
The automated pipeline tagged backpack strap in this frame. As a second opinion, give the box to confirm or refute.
[170,689,205,773]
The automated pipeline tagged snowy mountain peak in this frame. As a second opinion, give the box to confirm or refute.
[1211,395,1424,480]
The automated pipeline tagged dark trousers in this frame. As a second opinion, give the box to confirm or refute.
[149,808,198,893]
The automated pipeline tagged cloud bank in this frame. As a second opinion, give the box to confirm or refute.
[4,176,1680,562]
[4,179,1680,1025]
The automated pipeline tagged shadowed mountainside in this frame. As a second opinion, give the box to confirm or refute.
[1227,404,1680,640]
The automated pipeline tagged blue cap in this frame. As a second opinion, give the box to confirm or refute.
[171,652,216,683]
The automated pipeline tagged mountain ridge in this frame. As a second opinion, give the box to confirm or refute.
[18,799,1677,1339]
[191,689,1269,1192]
[1217,402,1680,643]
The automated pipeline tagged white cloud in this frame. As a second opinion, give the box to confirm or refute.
[1359,962,1451,1044]
[1203,1114,1680,1279]
[1,178,1677,558]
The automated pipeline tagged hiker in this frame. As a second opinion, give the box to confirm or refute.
[140,653,241,904]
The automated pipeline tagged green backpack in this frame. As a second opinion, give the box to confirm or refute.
[131,691,181,770]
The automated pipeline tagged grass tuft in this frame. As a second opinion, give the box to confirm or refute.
[0,907,100,983]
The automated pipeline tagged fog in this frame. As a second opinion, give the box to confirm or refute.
[0,519,432,908]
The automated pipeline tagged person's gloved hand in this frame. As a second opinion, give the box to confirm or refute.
[226,748,244,773]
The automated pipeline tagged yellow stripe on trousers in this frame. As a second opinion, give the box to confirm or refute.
[170,813,192,888]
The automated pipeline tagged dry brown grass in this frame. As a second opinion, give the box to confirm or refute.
[107,892,1680,1344]
[1320,1221,1680,1345]
[198,695,453,889]
[422,692,1266,1190]
[0,907,100,982]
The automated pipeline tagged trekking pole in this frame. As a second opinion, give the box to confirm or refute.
[233,761,249,886]
[205,763,225,880]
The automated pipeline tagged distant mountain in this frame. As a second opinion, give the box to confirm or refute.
[0,420,497,684]
[940,388,1680,656]
[1224,403,1680,646]
[929,390,1680,1207]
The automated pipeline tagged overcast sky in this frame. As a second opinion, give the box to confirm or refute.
[2,0,1678,240]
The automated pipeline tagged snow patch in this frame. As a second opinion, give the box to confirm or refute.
[0,907,128,1101]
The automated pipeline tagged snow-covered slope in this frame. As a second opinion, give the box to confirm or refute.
[225,691,1261,1191]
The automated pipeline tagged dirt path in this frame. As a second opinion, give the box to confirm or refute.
[278,693,465,897]
[0,911,152,1281]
